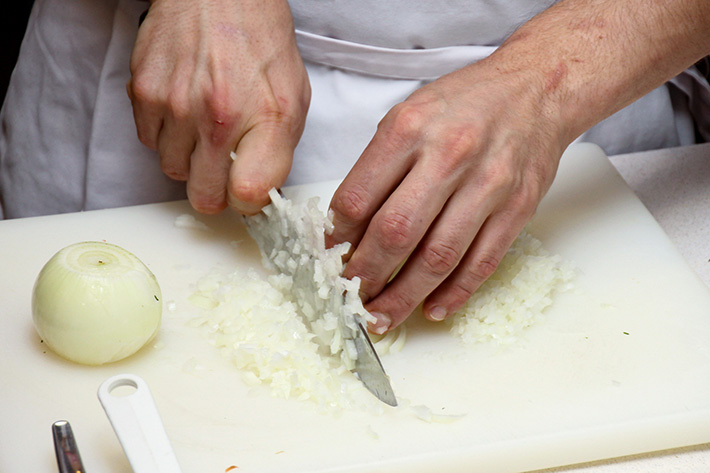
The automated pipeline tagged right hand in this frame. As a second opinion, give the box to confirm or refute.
[127,0,310,215]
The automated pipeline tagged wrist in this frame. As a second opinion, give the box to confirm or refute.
[495,0,710,145]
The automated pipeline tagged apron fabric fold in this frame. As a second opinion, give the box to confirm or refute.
[84,0,185,212]
[0,0,118,218]
[291,30,707,185]
[669,67,710,143]
[295,29,497,80]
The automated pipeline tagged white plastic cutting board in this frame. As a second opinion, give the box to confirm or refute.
[1,143,710,473]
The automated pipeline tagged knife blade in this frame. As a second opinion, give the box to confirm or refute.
[341,318,397,406]
[244,188,397,406]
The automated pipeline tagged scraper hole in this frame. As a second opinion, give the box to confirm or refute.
[108,378,138,397]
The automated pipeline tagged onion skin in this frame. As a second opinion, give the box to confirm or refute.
[32,241,162,365]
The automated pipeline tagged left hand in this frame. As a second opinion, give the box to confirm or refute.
[326,51,568,334]
[326,0,710,334]
[127,0,310,216]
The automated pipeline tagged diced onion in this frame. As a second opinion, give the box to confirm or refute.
[245,189,374,371]
[174,214,212,232]
[410,404,466,423]
[448,230,575,344]
[32,241,162,365]
[187,190,575,409]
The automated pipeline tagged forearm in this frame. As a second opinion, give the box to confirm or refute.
[492,0,710,145]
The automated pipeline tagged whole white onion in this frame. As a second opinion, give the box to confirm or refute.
[32,241,162,365]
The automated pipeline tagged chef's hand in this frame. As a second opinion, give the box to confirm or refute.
[326,54,567,334]
[127,0,310,215]
[327,0,710,334]
[325,20,590,333]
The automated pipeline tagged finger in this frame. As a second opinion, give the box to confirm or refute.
[362,180,502,333]
[342,163,459,308]
[126,78,164,150]
[326,103,423,251]
[186,119,236,214]
[421,154,555,321]
[157,112,196,181]
[227,122,295,215]
[421,206,534,323]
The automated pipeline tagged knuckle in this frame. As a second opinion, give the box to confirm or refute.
[506,190,539,220]
[465,253,501,287]
[437,282,476,312]
[272,89,308,122]
[350,269,380,302]
[435,125,481,168]
[162,168,188,181]
[201,86,245,148]
[475,254,501,280]
[381,289,419,321]
[419,241,462,278]
[480,161,518,195]
[383,102,427,143]
[256,108,298,139]
[190,197,227,215]
[331,184,372,224]
[160,161,188,181]
[430,127,482,178]
[373,209,416,252]
[205,89,237,125]
[229,179,272,209]
[256,90,307,135]
[200,78,241,122]
[189,183,228,215]
[499,172,546,221]
[128,74,160,106]
[136,128,156,149]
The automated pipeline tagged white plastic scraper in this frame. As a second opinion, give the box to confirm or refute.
[98,373,182,473]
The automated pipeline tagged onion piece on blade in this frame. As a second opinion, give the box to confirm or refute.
[32,241,162,365]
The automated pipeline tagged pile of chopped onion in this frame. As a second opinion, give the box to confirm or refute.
[188,190,379,409]
[186,190,574,408]
[188,268,365,409]
[448,230,575,344]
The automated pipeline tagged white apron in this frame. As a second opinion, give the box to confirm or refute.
[1,0,708,219]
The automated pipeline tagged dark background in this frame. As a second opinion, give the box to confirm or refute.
[1,1,34,107]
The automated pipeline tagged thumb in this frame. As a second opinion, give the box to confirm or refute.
[227,124,295,215]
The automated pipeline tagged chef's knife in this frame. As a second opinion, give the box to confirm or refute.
[244,189,397,407]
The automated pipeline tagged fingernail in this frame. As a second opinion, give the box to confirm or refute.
[369,312,392,335]
[429,306,447,321]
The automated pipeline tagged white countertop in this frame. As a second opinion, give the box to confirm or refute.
[611,143,710,288]
[533,142,710,473]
